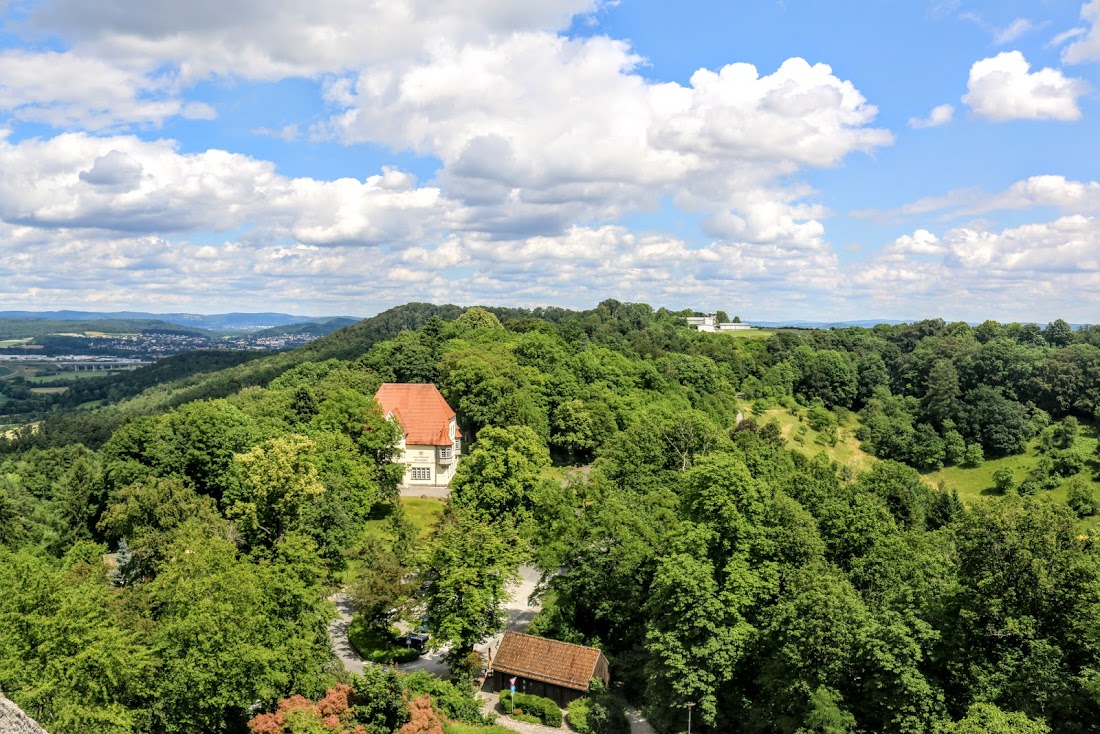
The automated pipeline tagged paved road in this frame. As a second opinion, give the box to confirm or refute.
[327,563,542,681]
[328,593,365,675]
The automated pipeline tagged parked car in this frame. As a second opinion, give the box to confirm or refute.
[405,632,429,652]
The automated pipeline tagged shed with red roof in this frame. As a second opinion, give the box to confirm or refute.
[491,631,610,707]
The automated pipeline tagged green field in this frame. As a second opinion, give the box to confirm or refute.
[27,369,125,383]
[0,338,33,348]
[752,402,1100,532]
[0,365,14,379]
[926,429,1100,533]
[29,386,69,395]
[721,328,777,340]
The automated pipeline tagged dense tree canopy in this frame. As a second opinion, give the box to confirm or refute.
[1,302,1099,733]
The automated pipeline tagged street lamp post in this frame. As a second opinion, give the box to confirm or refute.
[686,701,695,734]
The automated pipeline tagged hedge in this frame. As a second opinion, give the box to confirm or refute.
[500,691,563,727]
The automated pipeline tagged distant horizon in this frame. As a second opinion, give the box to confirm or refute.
[0,2,1097,321]
[0,304,1091,329]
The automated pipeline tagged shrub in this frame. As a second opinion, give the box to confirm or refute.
[992,468,1014,494]
[567,698,592,733]
[806,405,837,433]
[403,671,489,725]
[512,712,541,725]
[500,692,563,727]
[963,442,984,467]
[566,695,629,734]
[1068,478,1097,518]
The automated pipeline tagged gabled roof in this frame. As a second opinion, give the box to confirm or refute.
[374,383,461,446]
[492,631,608,691]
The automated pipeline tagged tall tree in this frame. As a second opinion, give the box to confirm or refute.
[421,510,524,664]
[923,359,961,427]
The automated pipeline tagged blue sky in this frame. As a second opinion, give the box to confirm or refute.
[0,0,1098,321]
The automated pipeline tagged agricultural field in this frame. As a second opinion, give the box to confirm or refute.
[29,386,68,395]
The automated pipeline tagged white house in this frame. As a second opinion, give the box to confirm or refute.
[687,314,753,332]
[686,314,718,332]
[374,383,462,486]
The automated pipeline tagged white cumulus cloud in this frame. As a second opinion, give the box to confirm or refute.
[326,33,891,244]
[963,51,1088,121]
[0,50,213,129]
[1062,0,1100,63]
[908,103,955,128]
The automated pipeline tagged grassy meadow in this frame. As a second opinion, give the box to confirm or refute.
[750,401,1100,534]
[749,402,876,474]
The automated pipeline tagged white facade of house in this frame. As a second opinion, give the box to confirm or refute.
[395,421,461,486]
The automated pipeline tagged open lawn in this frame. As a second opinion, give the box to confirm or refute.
[0,365,14,379]
[750,403,876,474]
[29,386,68,395]
[346,618,419,664]
[359,496,446,551]
[0,338,32,348]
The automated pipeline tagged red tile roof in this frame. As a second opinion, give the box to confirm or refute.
[492,631,608,691]
[374,383,461,446]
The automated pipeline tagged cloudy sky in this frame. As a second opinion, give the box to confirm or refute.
[1,0,1098,321]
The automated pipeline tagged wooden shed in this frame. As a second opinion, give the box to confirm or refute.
[490,631,610,708]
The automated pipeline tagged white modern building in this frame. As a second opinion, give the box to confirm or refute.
[687,314,752,332]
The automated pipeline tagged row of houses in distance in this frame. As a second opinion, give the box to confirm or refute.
[686,313,753,332]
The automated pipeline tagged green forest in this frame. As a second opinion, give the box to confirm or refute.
[3,301,1100,734]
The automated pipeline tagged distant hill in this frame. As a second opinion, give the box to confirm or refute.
[751,319,912,329]
[0,317,210,339]
[0,310,361,331]
[252,317,360,338]
[96,302,463,416]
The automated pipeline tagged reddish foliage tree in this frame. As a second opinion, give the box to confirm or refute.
[397,696,444,734]
[248,685,361,734]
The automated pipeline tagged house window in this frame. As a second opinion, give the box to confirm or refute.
[453,438,461,455]
[410,466,431,481]
[439,447,452,459]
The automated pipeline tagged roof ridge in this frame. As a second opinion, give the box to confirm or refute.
[501,630,603,654]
